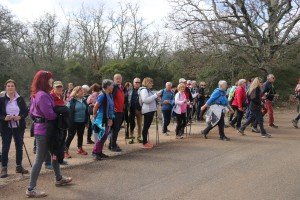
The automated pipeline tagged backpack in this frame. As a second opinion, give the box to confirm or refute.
[135,88,146,111]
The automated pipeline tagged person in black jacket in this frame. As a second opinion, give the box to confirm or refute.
[65,86,89,158]
[0,79,29,178]
[262,74,278,128]
[238,78,271,138]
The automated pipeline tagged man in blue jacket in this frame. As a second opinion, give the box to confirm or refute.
[160,82,174,135]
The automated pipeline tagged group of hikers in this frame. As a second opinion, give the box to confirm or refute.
[0,70,299,198]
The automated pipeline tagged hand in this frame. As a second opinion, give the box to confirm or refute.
[238,108,243,112]
[13,116,21,121]
[163,100,169,104]
[201,106,206,111]
[108,119,113,127]
[4,115,11,121]
[230,109,234,113]
[156,92,162,97]
[183,99,187,103]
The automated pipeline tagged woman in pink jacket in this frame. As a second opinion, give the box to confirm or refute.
[230,79,247,132]
[174,83,188,139]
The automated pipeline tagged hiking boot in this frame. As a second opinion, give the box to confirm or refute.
[16,165,29,174]
[269,124,278,128]
[0,167,7,178]
[251,127,260,133]
[137,136,143,143]
[292,120,298,128]
[261,133,272,138]
[55,176,72,186]
[200,130,207,139]
[26,188,47,198]
[220,136,230,141]
[64,152,72,159]
[77,148,88,155]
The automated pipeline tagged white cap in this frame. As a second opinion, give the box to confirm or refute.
[179,78,187,83]
[82,84,90,91]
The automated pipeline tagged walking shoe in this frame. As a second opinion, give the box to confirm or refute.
[110,146,122,152]
[137,136,143,143]
[55,176,72,186]
[100,153,109,159]
[64,152,72,159]
[251,127,260,133]
[26,188,47,198]
[93,154,102,161]
[220,136,230,141]
[292,120,298,128]
[16,165,29,174]
[0,167,7,178]
[269,124,278,128]
[176,135,183,139]
[45,164,53,170]
[142,143,153,149]
[200,130,207,139]
[87,139,95,144]
[77,148,88,155]
[261,133,272,138]
[237,129,246,136]
[128,138,134,144]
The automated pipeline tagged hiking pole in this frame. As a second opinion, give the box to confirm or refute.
[155,111,159,145]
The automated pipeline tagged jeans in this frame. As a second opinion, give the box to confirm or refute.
[262,100,274,125]
[34,138,51,165]
[29,135,62,190]
[129,107,143,136]
[240,110,267,135]
[203,112,225,138]
[1,127,24,167]
[175,113,187,136]
[110,112,123,148]
[142,111,155,144]
[66,122,86,149]
[231,106,244,128]
[162,110,172,133]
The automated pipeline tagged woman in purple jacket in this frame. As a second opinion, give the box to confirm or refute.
[26,70,72,198]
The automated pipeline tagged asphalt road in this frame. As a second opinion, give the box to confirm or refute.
[1,110,300,200]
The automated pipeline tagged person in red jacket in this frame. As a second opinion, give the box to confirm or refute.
[230,79,247,131]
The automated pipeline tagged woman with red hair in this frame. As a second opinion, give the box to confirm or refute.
[26,70,72,198]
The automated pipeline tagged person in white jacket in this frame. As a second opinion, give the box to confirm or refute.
[174,83,188,139]
[139,77,161,148]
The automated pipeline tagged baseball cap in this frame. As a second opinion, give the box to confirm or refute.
[53,81,63,87]
[179,78,187,83]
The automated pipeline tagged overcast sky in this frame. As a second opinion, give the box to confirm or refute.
[1,0,171,26]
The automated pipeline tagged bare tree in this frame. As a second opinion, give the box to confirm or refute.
[169,0,300,72]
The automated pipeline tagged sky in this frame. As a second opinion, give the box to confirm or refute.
[1,0,171,26]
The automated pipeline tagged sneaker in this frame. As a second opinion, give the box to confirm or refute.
[163,133,169,136]
[45,165,53,170]
[137,136,143,143]
[142,143,153,149]
[261,133,272,138]
[26,188,47,198]
[100,153,109,159]
[77,148,88,155]
[55,176,72,186]
[0,167,7,178]
[251,127,260,133]
[16,165,29,174]
[176,135,183,139]
[269,124,278,128]
[200,130,207,139]
[220,136,230,141]
[87,139,95,144]
[292,120,298,128]
[93,154,102,161]
[237,129,246,136]
[128,138,134,144]
[110,146,122,152]
[64,152,71,159]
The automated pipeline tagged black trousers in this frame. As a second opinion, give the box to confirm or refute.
[240,110,266,135]
[162,110,172,133]
[142,111,155,144]
[175,113,187,136]
[203,112,225,138]
[66,122,86,149]
[111,112,123,148]
[231,106,244,128]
